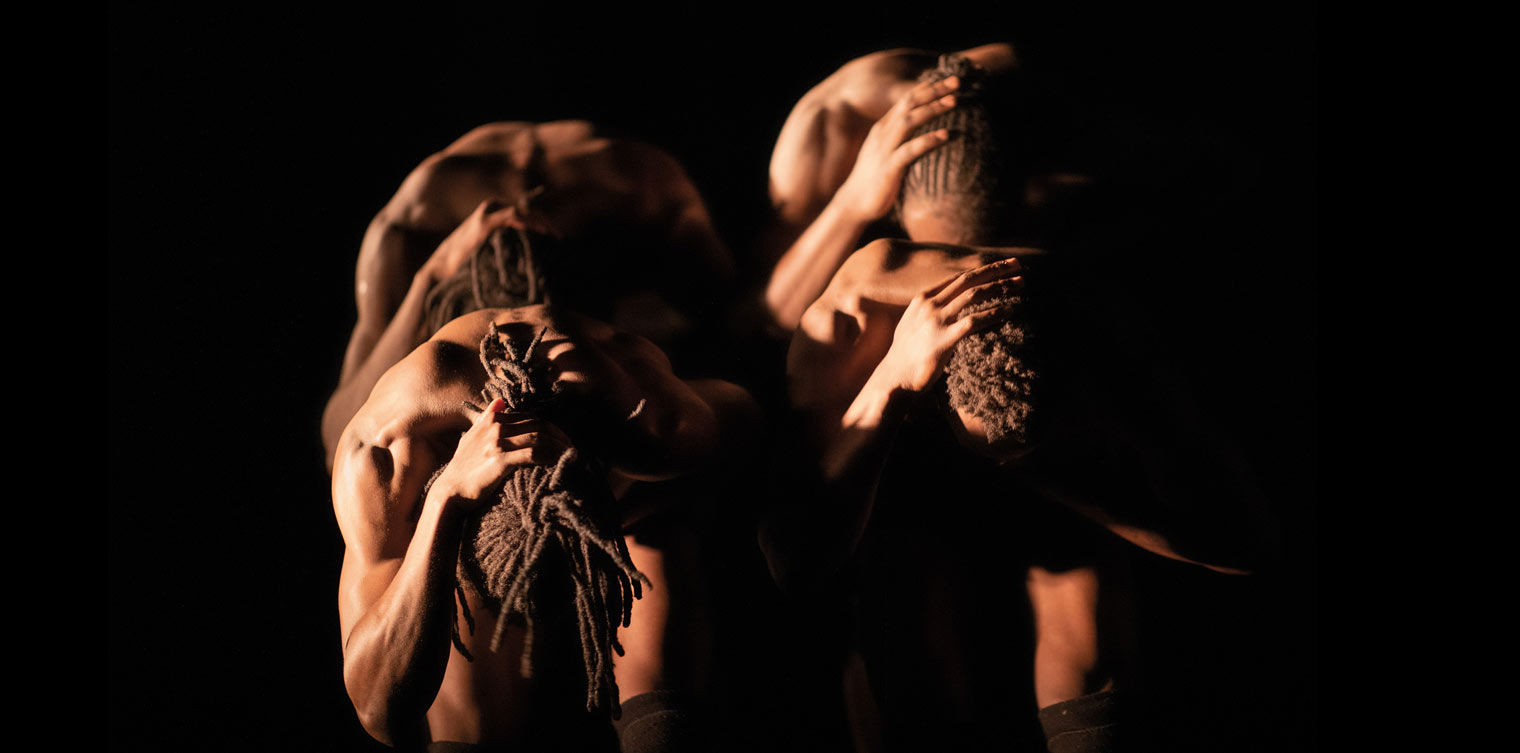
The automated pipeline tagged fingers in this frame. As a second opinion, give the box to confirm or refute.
[902,75,960,109]
[877,76,959,145]
[486,414,571,459]
[950,301,1020,339]
[920,267,966,299]
[499,445,559,468]
[481,204,523,231]
[891,128,951,170]
[942,276,1024,320]
[495,418,569,443]
[930,257,1024,307]
[466,199,524,235]
[904,93,956,133]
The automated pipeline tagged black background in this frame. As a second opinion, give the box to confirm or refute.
[110,3,1316,751]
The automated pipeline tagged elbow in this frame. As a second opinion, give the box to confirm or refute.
[764,262,815,333]
[352,703,397,747]
[343,662,418,748]
[343,668,396,746]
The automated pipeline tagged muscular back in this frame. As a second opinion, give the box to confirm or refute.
[336,305,721,502]
[346,121,732,387]
[788,238,1032,433]
[768,44,1018,227]
[333,305,734,746]
[326,123,734,466]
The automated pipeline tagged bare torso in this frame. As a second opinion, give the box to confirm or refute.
[360,121,732,333]
[768,44,1019,230]
[782,241,1124,750]
[334,305,742,748]
[324,124,734,466]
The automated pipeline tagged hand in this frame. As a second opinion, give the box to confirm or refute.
[430,398,572,512]
[834,75,960,222]
[875,257,1024,392]
[418,200,525,283]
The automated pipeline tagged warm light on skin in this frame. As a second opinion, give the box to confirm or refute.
[899,197,979,246]
[902,196,1027,463]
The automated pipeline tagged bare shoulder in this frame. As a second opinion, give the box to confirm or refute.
[818,238,922,306]
[592,136,690,190]
[442,121,538,154]
[531,120,603,147]
[574,313,672,372]
[379,122,557,228]
[812,239,1033,321]
[953,42,1019,74]
[379,152,500,230]
[808,48,937,115]
[337,337,473,453]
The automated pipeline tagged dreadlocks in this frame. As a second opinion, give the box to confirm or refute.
[898,54,1009,244]
[433,322,650,719]
[423,224,556,337]
[944,293,1037,445]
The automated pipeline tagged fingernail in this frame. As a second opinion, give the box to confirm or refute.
[942,95,956,106]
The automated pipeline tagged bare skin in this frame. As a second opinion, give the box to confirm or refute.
[333,305,751,749]
[768,239,1269,744]
[763,44,1019,329]
[323,121,735,467]
[767,241,1124,743]
[782,238,1255,573]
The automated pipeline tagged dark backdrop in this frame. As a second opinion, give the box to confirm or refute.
[110,3,1316,751]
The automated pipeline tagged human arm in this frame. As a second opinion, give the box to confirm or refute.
[998,286,1279,574]
[764,75,963,330]
[767,49,937,227]
[761,259,1024,592]
[323,200,526,468]
[548,324,746,483]
[334,390,567,745]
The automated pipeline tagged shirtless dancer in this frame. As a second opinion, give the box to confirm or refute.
[324,121,735,466]
[763,42,1093,331]
[333,292,755,752]
[762,49,1266,752]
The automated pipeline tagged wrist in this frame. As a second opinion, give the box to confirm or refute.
[413,266,444,290]
[422,479,468,520]
[829,184,879,226]
[870,346,930,395]
[844,369,917,430]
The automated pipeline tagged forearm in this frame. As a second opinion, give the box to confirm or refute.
[763,369,916,593]
[765,197,873,331]
[324,271,439,465]
[342,490,465,745]
[1012,342,1274,575]
[820,370,916,543]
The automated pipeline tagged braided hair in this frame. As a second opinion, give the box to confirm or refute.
[434,322,650,719]
[896,54,1011,244]
[423,224,556,337]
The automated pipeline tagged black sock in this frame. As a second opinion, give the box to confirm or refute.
[1037,689,1123,753]
[613,690,706,753]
